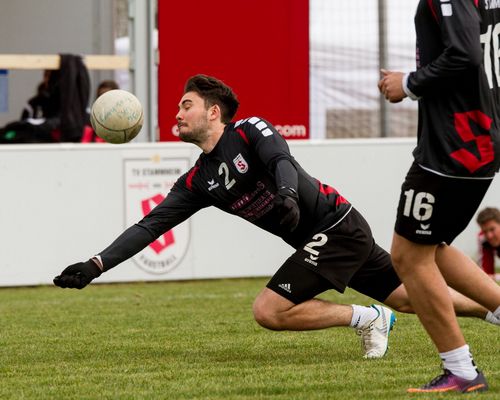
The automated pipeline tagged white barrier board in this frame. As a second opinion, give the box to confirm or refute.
[0,139,498,286]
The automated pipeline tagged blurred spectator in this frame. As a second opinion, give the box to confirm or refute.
[20,70,52,120]
[476,207,500,281]
[81,79,119,143]
[0,54,90,143]
[96,79,119,98]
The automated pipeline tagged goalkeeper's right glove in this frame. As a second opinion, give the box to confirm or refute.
[53,259,102,289]
[274,187,300,232]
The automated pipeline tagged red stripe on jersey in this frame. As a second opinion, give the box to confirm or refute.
[317,179,349,206]
[318,180,336,195]
[186,166,199,191]
[474,0,478,7]
[427,0,438,22]
[335,195,349,207]
[236,128,249,145]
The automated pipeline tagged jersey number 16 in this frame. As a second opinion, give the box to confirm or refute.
[481,23,500,89]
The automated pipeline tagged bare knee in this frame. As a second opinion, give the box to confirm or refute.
[252,297,282,330]
[390,244,407,273]
[390,234,436,276]
[252,291,291,331]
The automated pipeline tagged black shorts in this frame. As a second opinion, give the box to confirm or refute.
[395,162,492,245]
[266,207,402,304]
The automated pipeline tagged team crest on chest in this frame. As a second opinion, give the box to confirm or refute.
[233,153,249,173]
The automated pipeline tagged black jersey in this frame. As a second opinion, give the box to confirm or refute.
[479,0,500,121]
[408,0,500,178]
[98,117,351,270]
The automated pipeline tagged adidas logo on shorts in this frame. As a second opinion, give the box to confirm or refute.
[278,283,291,293]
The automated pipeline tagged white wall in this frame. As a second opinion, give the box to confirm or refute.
[0,139,498,287]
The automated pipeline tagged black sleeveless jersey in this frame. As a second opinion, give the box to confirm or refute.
[408,0,500,178]
[98,117,351,270]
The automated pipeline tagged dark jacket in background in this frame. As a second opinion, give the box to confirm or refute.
[48,53,90,142]
[0,53,90,143]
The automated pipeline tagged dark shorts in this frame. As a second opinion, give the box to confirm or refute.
[395,162,492,245]
[266,207,402,304]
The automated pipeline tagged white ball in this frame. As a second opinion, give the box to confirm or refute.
[90,89,144,144]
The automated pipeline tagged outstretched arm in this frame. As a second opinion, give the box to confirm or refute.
[53,170,209,289]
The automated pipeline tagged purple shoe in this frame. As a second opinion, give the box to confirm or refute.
[407,369,488,393]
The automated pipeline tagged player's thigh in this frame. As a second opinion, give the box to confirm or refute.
[266,259,333,305]
[349,243,402,303]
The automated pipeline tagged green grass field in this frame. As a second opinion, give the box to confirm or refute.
[0,278,498,399]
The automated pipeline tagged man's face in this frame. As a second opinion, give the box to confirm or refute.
[176,91,210,144]
[480,220,500,248]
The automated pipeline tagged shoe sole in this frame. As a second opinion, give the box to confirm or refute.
[407,372,489,393]
[407,383,488,393]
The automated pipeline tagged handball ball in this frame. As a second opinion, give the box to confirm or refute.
[90,89,144,144]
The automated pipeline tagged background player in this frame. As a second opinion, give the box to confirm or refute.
[378,0,500,393]
[476,207,500,280]
[54,74,498,365]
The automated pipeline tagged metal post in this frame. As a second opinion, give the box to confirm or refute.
[128,0,156,142]
[378,0,389,137]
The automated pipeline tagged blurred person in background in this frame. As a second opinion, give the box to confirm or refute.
[0,54,90,143]
[95,79,119,98]
[476,207,500,280]
[20,70,52,121]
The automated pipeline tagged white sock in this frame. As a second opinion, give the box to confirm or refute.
[485,311,500,326]
[350,305,378,329]
[492,305,500,320]
[440,345,478,380]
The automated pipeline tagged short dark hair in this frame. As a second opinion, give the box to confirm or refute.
[96,80,119,97]
[477,207,500,225]
[184,74,239,123]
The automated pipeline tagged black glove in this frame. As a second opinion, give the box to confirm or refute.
[274,188,300,232]
[53,259,102,289]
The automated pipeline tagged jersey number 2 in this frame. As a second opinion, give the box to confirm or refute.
[219,162,236,190]
[303,234,328,257]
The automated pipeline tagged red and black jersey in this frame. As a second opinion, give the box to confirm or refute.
[479,0,500,121]
[98,117,351,270]
[477,232,500,275]
[408,0,500,178]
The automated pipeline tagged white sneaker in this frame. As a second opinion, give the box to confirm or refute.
[356,304,396,359]
[485,311,500,326]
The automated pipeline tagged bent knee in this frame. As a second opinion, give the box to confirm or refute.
[252,297,285,331]
[390,246,407,271]
[391,234,436,273]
